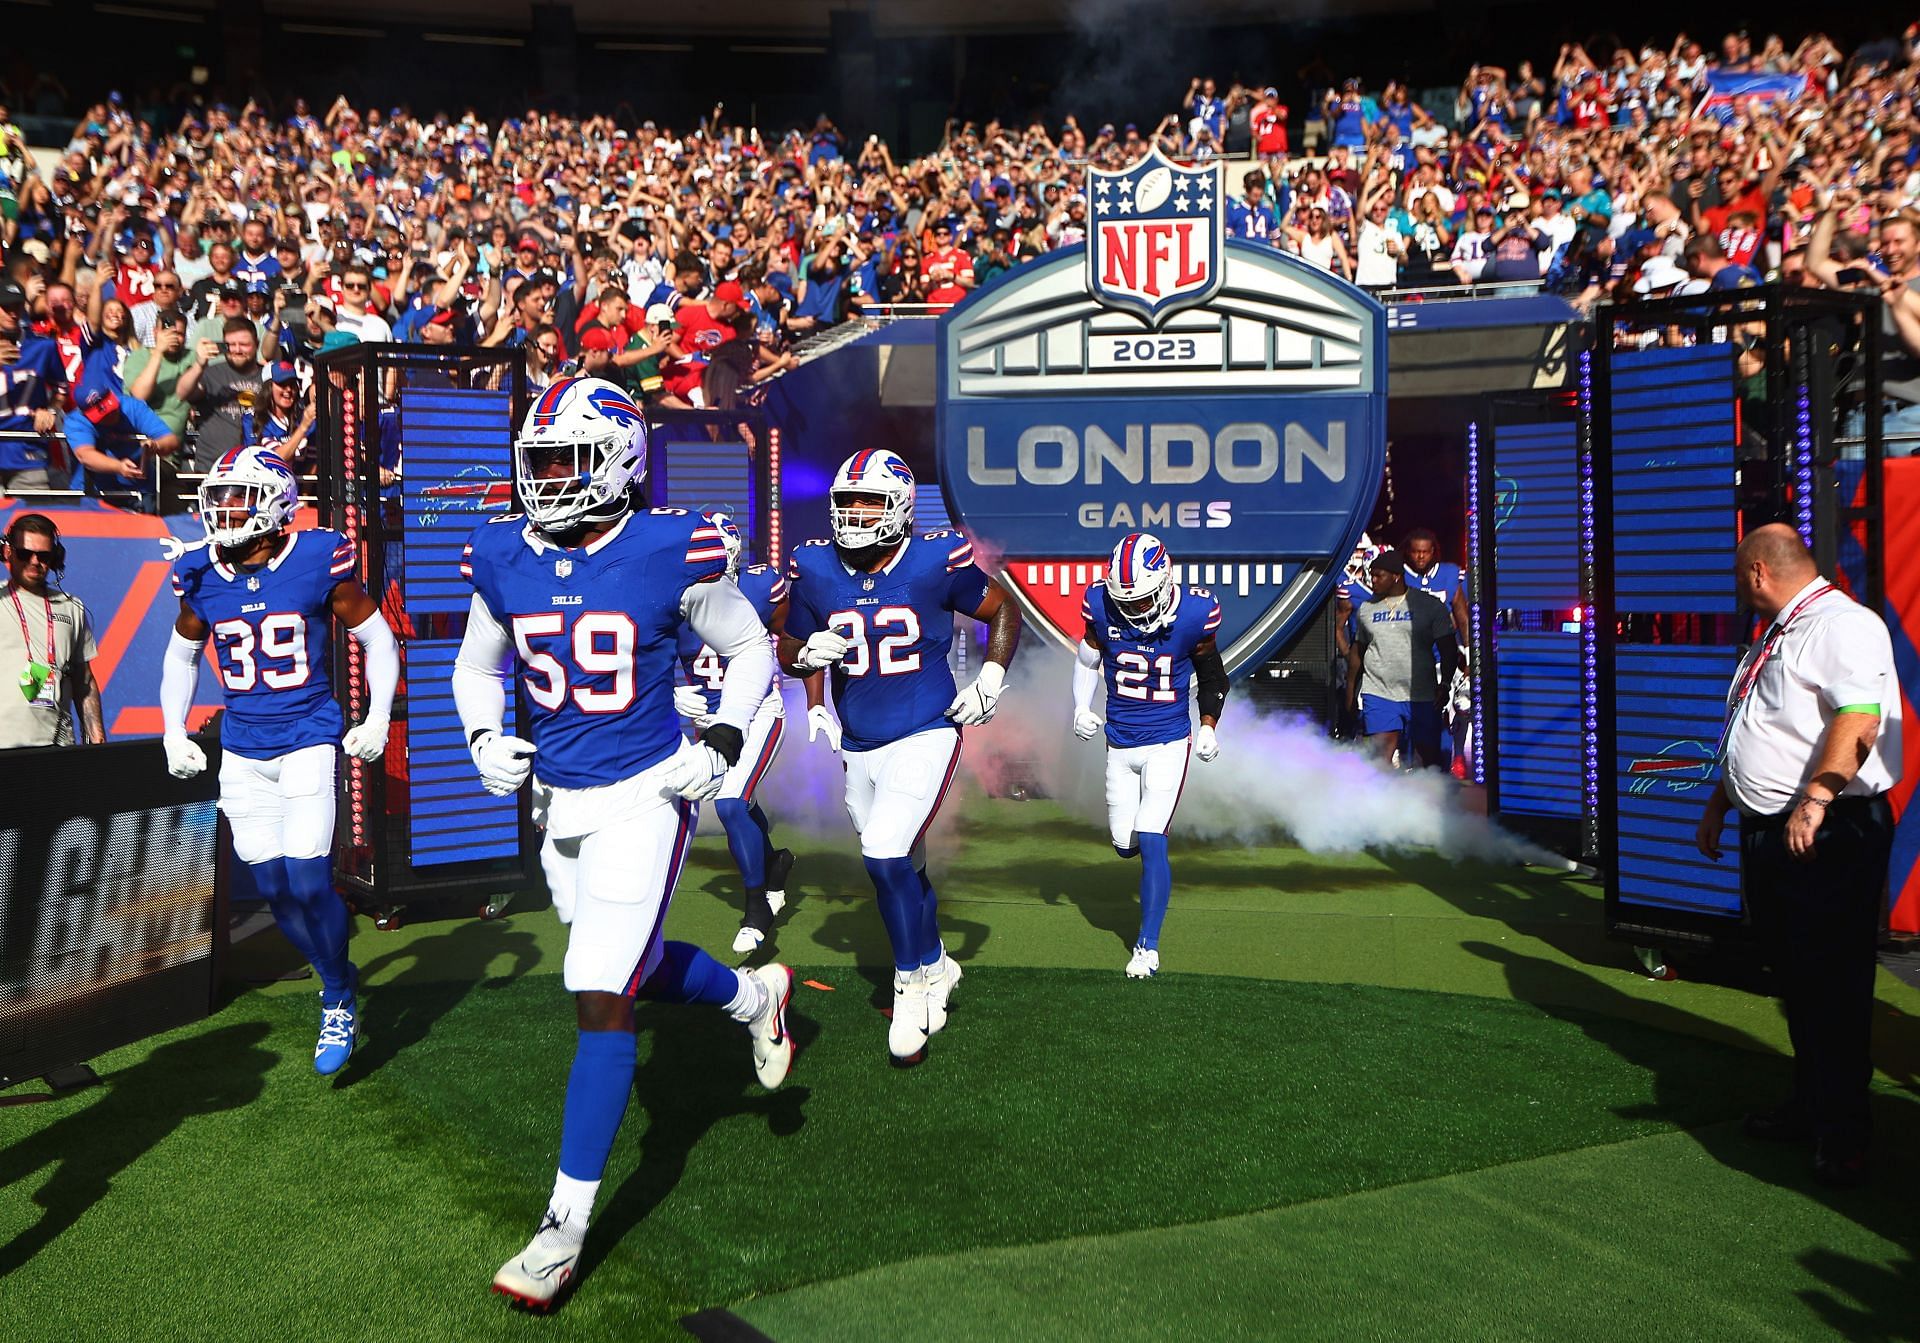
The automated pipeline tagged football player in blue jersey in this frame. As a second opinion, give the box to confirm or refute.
[157,446,399,1073]
[672,510,797,954]
[1071,533,1227,978]
[779,447,1020,1066]
[449,376,793,1311]
[1401,528,1471,768]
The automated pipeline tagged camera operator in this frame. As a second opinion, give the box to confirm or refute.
[0,515,104,747]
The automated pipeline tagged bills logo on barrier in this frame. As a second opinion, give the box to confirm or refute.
[1087,150,1222,326]
[937,158,1387,675]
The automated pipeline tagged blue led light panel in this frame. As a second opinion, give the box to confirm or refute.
[1609,345,1738,615]
[1614,644,1742,917]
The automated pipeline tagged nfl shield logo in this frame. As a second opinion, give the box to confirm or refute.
[246,576,261,591]
[555,558,573,578]
[1087,149,1223,326]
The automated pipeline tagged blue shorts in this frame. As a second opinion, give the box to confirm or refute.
[1359,695,1442,758]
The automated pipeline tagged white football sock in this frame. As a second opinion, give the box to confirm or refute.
[536,1172,599,1248]
[725,969,768,1023]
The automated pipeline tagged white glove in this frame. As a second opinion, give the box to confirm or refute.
[945,661,1006,726]
[807,703,843,753]
[163,733,207,779]
[663,734,729,801]
[1195,724,1220,763]
[470,729,537,796]
[341,715,390,762]
[673,684,713,724]
[1073,709,1104,740]
[794,629,853,671]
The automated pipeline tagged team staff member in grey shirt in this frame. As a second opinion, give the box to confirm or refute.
[0,514,103,748]
[1696,525,1902,1188]
[1346,550,1457,769]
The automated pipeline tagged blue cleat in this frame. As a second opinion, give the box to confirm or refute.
[313,968,361,1075]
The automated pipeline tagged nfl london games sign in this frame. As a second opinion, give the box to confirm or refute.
[936,149,1387,676]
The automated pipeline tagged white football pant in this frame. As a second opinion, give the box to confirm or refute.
[843,726,963,860]
[535,752,697,996]
[1106,737,1190,852]
[717,696,784,803]
[218,743,337,863]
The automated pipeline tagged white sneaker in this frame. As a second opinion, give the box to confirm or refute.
[732,925,765,955]
[1125,946,1160,979]
[924,951,963,1035]
[747,963,794,1089]
[888,968,930,1065]
[492,1224,580,1311]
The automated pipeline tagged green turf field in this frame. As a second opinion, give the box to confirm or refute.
[4,799,1918,1341]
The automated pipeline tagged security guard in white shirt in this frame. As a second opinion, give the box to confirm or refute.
[1696,525,1902,1187]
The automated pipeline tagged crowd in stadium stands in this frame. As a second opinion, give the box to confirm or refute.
[3,22,1920,504]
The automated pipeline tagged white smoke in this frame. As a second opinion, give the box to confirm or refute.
[753,645,1567,870]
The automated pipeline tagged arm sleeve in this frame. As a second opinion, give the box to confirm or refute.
[783,561,820,640]
[347,610,399,722]
[944,560,992,615]
[123,394,173,441]
[451,592,513,743]
[1073,640,1102,716]
[682,577,775,733]
[1804,610,1894,713]
[159,629,204,738]
[1193,640,1228,721]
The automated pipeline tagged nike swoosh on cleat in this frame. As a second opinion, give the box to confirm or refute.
[528,1257,576,1281]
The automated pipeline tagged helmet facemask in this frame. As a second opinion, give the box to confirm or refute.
[829,486,912,552]
[516,426,636,532]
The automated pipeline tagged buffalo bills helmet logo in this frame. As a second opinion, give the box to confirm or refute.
[1087,149,1224,327]
[587,385,645,427]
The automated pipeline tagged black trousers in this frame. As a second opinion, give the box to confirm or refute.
[1741,795,1894,1143]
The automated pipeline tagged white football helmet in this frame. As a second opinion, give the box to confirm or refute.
[1105,532,1176,632]
[515,375,649,531]
[703,510,744,577]
[829,449,914,550]
[199,445,301,549]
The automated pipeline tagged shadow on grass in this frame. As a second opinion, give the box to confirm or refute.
[0,1021,278,1275]
[1466,940,1920,1340]
[576,1006,817,1293]
[334,915,543,1088]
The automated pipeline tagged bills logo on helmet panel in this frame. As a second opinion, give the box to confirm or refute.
[1086,149,1224,327]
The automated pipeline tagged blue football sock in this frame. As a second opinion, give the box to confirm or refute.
[916,865,942,967]
[248,859,317,965]
[285,855,354,999]
[715,798,767,890]
[864,855,925,972]
[636,940,740,1007]
[557,1029,637,1182]
[1136,833,1171,951]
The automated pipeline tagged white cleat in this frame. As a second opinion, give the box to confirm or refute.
[492,1225,580,1312]
[888,968,930,1066]
[1125,946,1160,979]
[923,951,963,1035]
[747,963,795,1088]
[765,849,795,916]
[732,925,766,955]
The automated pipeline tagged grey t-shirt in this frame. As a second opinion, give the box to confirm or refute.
[1355,592,1413,701]
[189,358,265,470]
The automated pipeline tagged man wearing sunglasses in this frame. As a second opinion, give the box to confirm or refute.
[0,514,104,748]
[333,265,391,343]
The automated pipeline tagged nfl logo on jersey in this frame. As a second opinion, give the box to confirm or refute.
[1087,148,1223,326]
[555,558,573,578]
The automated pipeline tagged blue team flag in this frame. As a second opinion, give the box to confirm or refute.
[1695,71,1808,125]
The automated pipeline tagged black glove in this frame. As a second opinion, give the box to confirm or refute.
[700,721,744,768]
